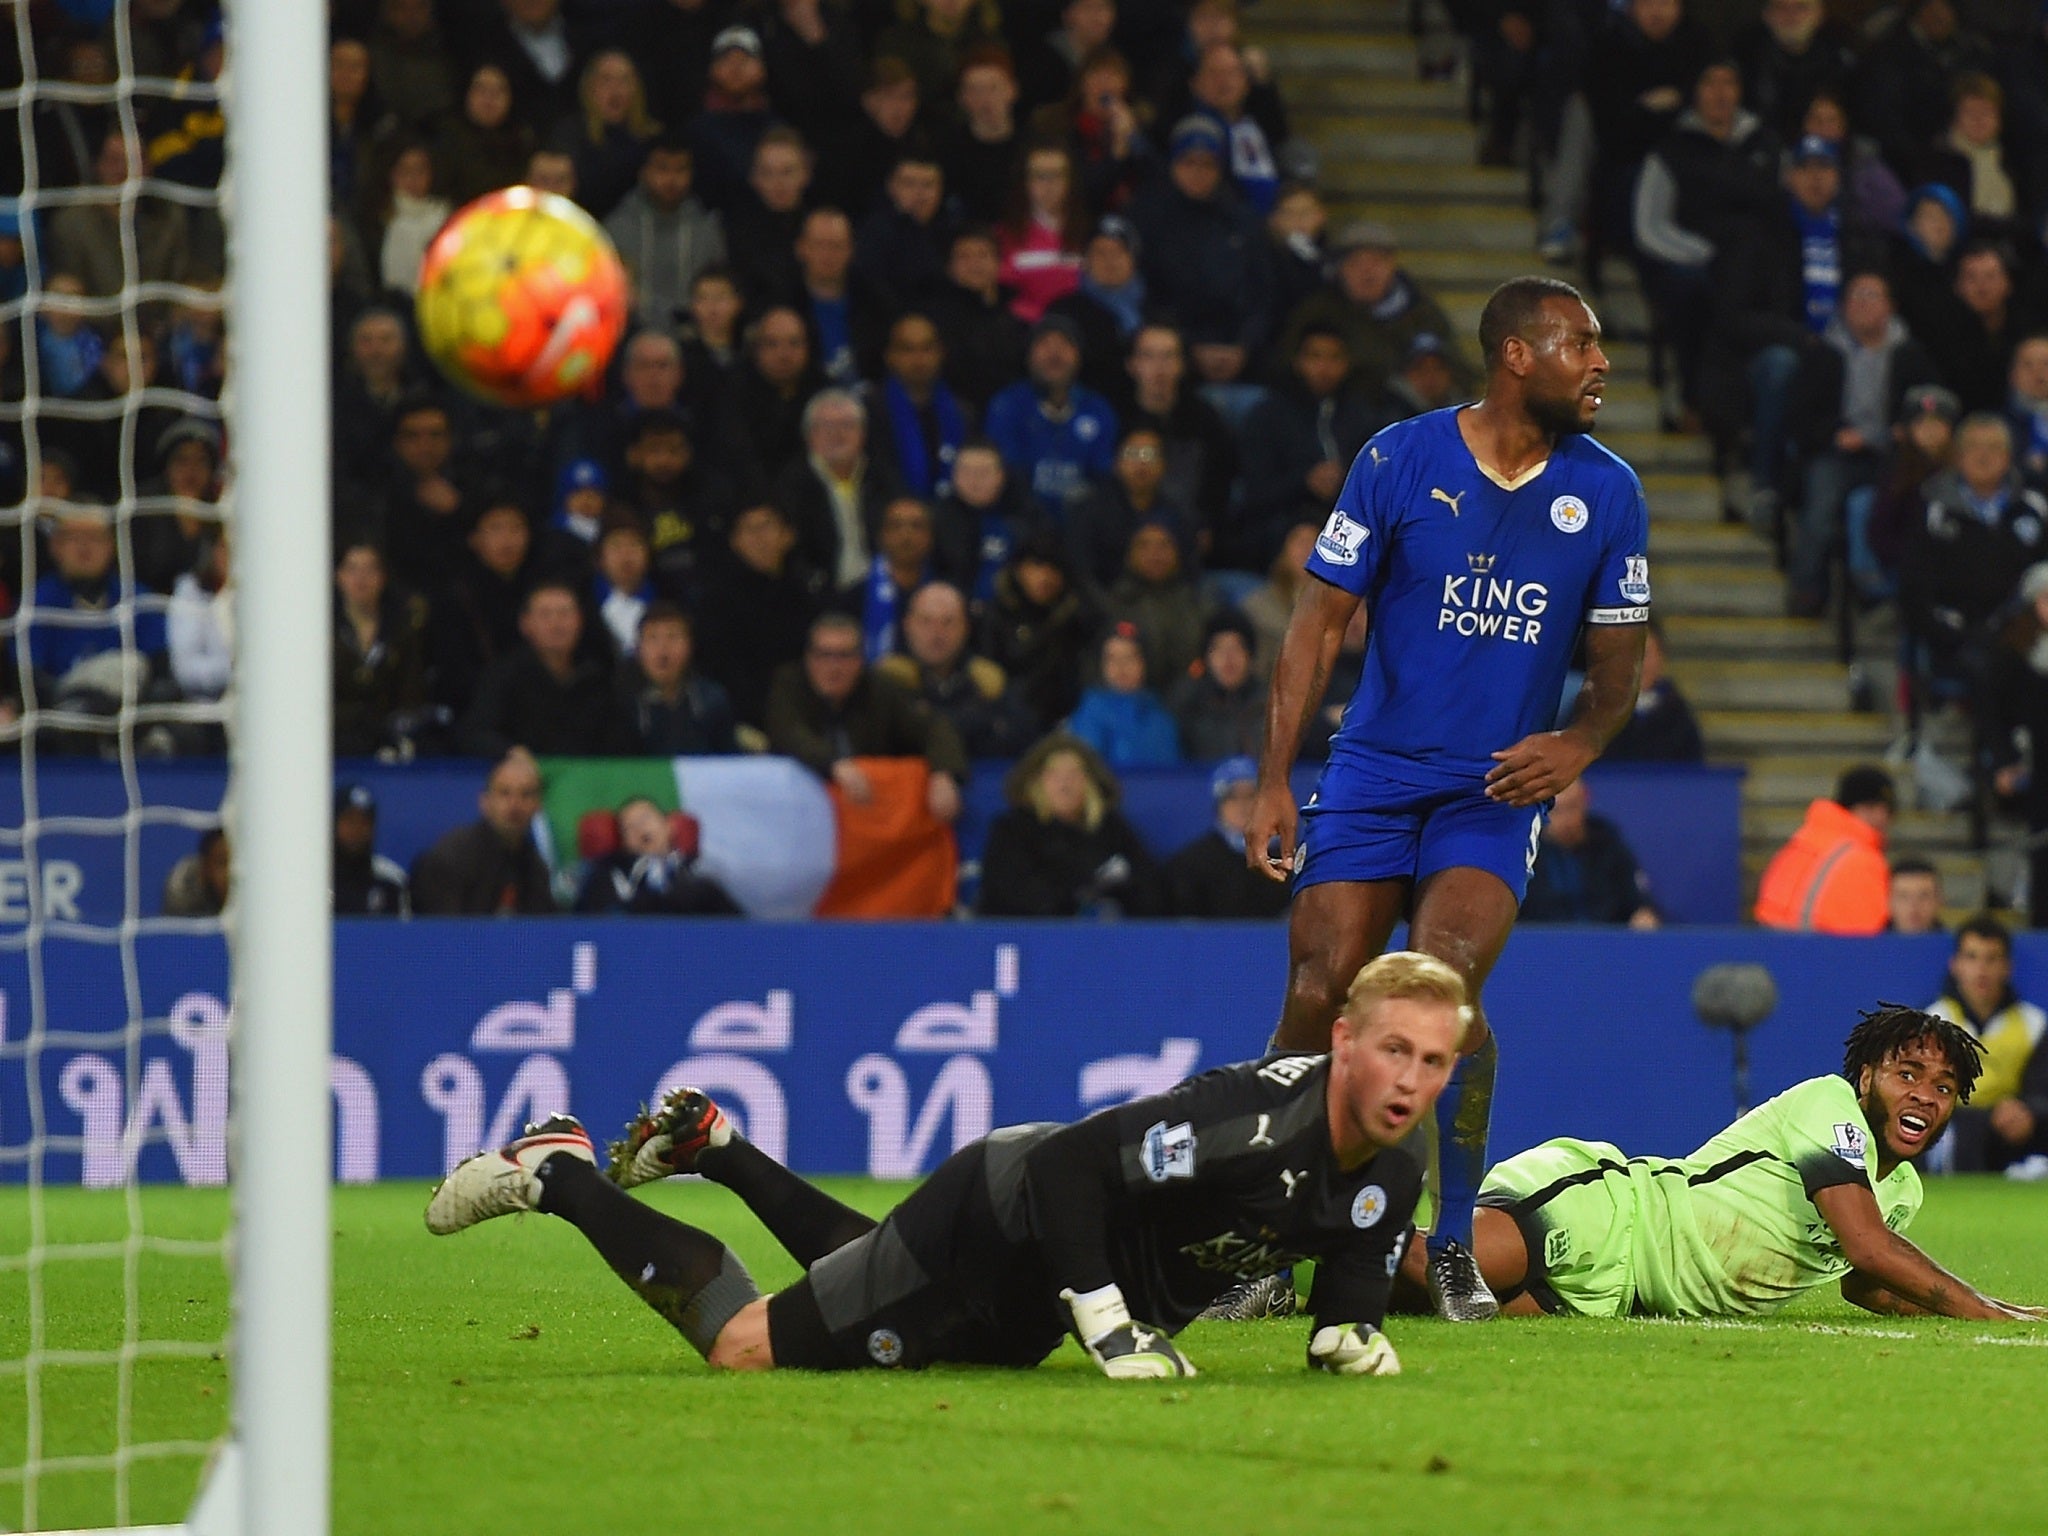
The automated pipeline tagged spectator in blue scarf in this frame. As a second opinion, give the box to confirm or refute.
[1049,214,1148,401]
[1081,216,1144,333]
[1783,136,1847,334]
[843,497,938,661]
[868,312,970,501]
[932,439,1044,603]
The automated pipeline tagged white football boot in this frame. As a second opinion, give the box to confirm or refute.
[424,1114,595,1235]
[604,1087,732,1188]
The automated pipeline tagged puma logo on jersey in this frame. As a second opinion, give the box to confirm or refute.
[1430,487,1466,516]
[1368,445,1387,467]
[1248,1113,1274,1149]
[1279,1168,1308,1199]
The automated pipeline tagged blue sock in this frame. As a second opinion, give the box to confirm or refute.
[1425,1035,1497,1255]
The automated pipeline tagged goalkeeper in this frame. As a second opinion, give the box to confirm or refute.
[1390,1006,2047,1323]
[426,951,1463,1379]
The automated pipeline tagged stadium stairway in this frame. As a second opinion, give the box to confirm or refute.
[1246,0,1998,913]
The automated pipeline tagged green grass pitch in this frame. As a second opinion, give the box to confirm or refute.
[6,1177,2048,1535]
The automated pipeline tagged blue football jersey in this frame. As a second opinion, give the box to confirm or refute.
[1305,406,1650,789]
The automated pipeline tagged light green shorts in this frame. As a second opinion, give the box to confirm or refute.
[1477,1138,1639,1317]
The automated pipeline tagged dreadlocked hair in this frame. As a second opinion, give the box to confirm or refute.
[1842,1003,1987,1104]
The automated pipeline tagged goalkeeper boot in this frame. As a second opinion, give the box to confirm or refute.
[1195,1271,1299,1322]
[1426,1239,1500,1323]
[424,1115,595,1235]
[605,1087,732,1188]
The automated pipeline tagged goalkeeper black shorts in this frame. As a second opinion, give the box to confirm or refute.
[766,1140,1068,1371]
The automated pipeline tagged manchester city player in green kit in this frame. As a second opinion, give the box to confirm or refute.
[1395,1006,2047,1322]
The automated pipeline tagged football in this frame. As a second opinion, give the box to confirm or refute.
[414,186,629,408]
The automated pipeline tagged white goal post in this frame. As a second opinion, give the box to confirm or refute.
[20,0,333,1528]
[219,0,333,1530]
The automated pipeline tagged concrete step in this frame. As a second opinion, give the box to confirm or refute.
[1742,754,1871,806]
[1594,430,1712,474]
[1302,118,1481,165]
[1322,201,1532,252]
[1259,34,1418,77]
[1440,286,1656,340]
[1287,76,1468,117]
[1397,247,1563,286]
[1644,472,1727,524]
[1584,392,1660,433]
[1319,164,1526,207]
[1663,615,1836,662]
[1650,522,1776,563]
[1930,860,1993,910]
[1671,659,1851,712]
[1586,286,1654,335]
[1702,710,1895,753]
[1251,0,1412,31]
[1653,563,1784,618]
[1391,246,1640,294]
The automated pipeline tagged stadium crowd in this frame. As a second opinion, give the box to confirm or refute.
[1,0,2045,941]
[3,0,1495,777]
[1471,0,2048,878]
[5,0,1531,918]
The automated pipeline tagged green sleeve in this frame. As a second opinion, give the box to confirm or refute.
[1769,1076,1875,1199]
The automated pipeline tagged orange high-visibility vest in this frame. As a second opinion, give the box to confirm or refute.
[1753,798,1889,934]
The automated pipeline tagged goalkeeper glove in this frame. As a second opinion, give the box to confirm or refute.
[1061,1285,1197,1380]
[1307,1322,1401,1377]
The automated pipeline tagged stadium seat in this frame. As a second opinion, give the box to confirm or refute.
[577,808,701,862]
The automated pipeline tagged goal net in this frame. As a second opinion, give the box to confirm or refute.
[2,2,330,1531]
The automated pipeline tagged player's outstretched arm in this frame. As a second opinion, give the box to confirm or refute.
[1485,620,1644,806]
[1021,1114,1202,1378]
[1249,576,1361,879]
[1817,1183,2045,1322]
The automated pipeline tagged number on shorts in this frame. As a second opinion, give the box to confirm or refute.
[1524,810,1543,876]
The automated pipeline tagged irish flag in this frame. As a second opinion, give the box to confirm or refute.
[537,756,957,919]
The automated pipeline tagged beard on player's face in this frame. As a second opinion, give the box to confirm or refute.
[1858,1054,1953,1164]
[1525,384,1591,438]
[1857,1079,1905,1162]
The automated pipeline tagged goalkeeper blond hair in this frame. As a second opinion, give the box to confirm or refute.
[1341,951,1468,1028]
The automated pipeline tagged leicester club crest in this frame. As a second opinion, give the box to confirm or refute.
[1351,1185,1387,1229]
[867,1328,905,1366]
[1550,494,1589,533]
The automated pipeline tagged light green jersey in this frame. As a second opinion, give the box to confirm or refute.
[1480,1076,1922,1318]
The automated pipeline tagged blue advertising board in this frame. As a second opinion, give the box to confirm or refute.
[0,921,1977,1187]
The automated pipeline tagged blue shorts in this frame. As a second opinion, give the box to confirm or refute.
[1295,777,1549,902]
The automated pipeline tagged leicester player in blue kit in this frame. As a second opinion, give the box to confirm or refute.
[1245,276,1650,1322]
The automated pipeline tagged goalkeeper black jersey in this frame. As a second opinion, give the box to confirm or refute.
[987,1053,1423,1333]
